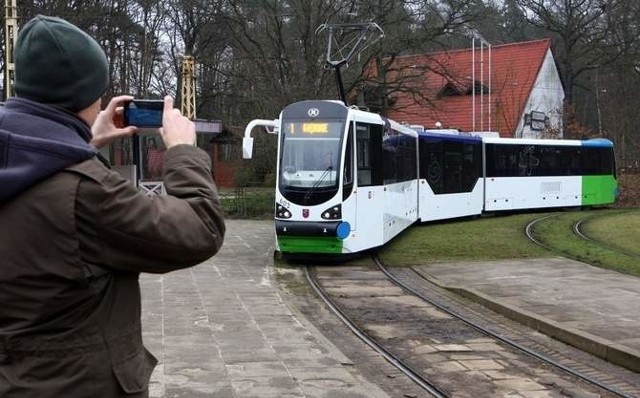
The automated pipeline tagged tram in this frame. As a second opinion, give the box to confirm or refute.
[243,99,618,256]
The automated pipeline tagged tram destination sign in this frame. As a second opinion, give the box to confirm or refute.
[285,121,341,136]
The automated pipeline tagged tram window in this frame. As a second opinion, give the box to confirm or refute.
[486,144,615,177]
[600,148,615,174]
[356,123,371,186]
[382,130,416,184]
[421,138,480,194]
[356,123,383,186]
[583,147,614,175]
[421,140,443,193]
[402,135,417,181]
[370,125,383,185]
[486,144,531,177]
[461,143,482,191]
[382,133,398,184]
[343,125,354,200]
[356,125,370,169]
[442,149,462,193]
[570,148,582,174]
[344,126,354,185]
[537,148,550,173]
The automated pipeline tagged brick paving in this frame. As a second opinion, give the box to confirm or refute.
[140,219,389,398]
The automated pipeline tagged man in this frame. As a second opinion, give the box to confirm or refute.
[0,15,225,397]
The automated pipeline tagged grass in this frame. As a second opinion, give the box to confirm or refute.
[377,213,551,265]
[529,209,640,276]
[580,210,640,256]
[219,187,274,219]
[374,208,640,277]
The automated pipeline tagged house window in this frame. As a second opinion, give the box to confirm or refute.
[437,80,490,98]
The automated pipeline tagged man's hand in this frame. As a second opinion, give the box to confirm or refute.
[159,96,196,148]
[91,95,138,148]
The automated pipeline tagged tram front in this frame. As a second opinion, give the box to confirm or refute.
[274,100,354,255]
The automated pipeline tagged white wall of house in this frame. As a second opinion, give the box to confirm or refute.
[516,49,565,138]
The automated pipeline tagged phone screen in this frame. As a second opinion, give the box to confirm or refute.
[124,100,163,128]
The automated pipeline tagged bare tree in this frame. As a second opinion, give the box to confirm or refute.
[161,0,229,119]
[353,0,489,115]
[222,0,352,121]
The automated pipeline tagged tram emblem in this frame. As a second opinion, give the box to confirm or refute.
[308,108,319,117]
[302,209,310,218]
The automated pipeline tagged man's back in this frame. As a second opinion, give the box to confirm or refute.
[0,150,224,397]
[0,15,225,397]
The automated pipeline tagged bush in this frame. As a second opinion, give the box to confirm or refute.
[220,188,274,219]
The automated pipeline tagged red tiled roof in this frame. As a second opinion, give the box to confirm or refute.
[376,39,552,137]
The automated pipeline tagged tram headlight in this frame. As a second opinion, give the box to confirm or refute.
[321,204,341,220]
[275,204,292,219]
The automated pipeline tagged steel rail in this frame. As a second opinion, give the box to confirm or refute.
[374,253,634,398]
[573,218,640,260]
[304,265,449,398]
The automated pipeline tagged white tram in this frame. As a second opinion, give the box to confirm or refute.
[243,100,618,256]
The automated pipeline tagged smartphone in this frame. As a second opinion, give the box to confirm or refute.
[123,99,164,128]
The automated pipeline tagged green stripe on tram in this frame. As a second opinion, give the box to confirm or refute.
[582,175,618,206]
[278,236,344,254]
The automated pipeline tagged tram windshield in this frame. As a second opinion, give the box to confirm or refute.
[279,120,344,204]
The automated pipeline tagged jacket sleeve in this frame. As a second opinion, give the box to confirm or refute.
[71,144,226,274]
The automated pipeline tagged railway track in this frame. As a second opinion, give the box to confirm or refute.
[305,266,448,398]
[525,211,640,261]
[572,214,640,261]
[305,257,640,397]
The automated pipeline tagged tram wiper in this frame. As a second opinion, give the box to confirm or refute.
[304,166,332,200]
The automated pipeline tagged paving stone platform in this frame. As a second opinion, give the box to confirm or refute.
[140,219,390,398]
[140,220,640,397]
[413,257,640,373]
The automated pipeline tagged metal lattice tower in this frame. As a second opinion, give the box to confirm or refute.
[180,55,196,119]
[4,0,18,100]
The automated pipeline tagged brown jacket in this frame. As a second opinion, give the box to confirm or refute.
[0,145,225,397]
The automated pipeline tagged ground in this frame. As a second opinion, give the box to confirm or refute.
[617,174,640,208]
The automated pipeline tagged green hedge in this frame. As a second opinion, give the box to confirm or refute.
[220,188,274,219]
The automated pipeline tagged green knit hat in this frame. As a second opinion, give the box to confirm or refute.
[14,15,109,112]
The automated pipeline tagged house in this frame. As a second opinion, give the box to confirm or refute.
[366,39,564,138]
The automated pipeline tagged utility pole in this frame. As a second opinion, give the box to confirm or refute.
[4,0,18,100]
[471,37,492,133]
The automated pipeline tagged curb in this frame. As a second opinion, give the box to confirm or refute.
[412,267,640,373]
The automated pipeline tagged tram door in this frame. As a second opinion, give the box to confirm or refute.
[341,124,356,233]
[354,122,384,246]
[355,123,382,186]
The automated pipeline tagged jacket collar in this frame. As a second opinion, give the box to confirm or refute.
[0,97,98,202]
